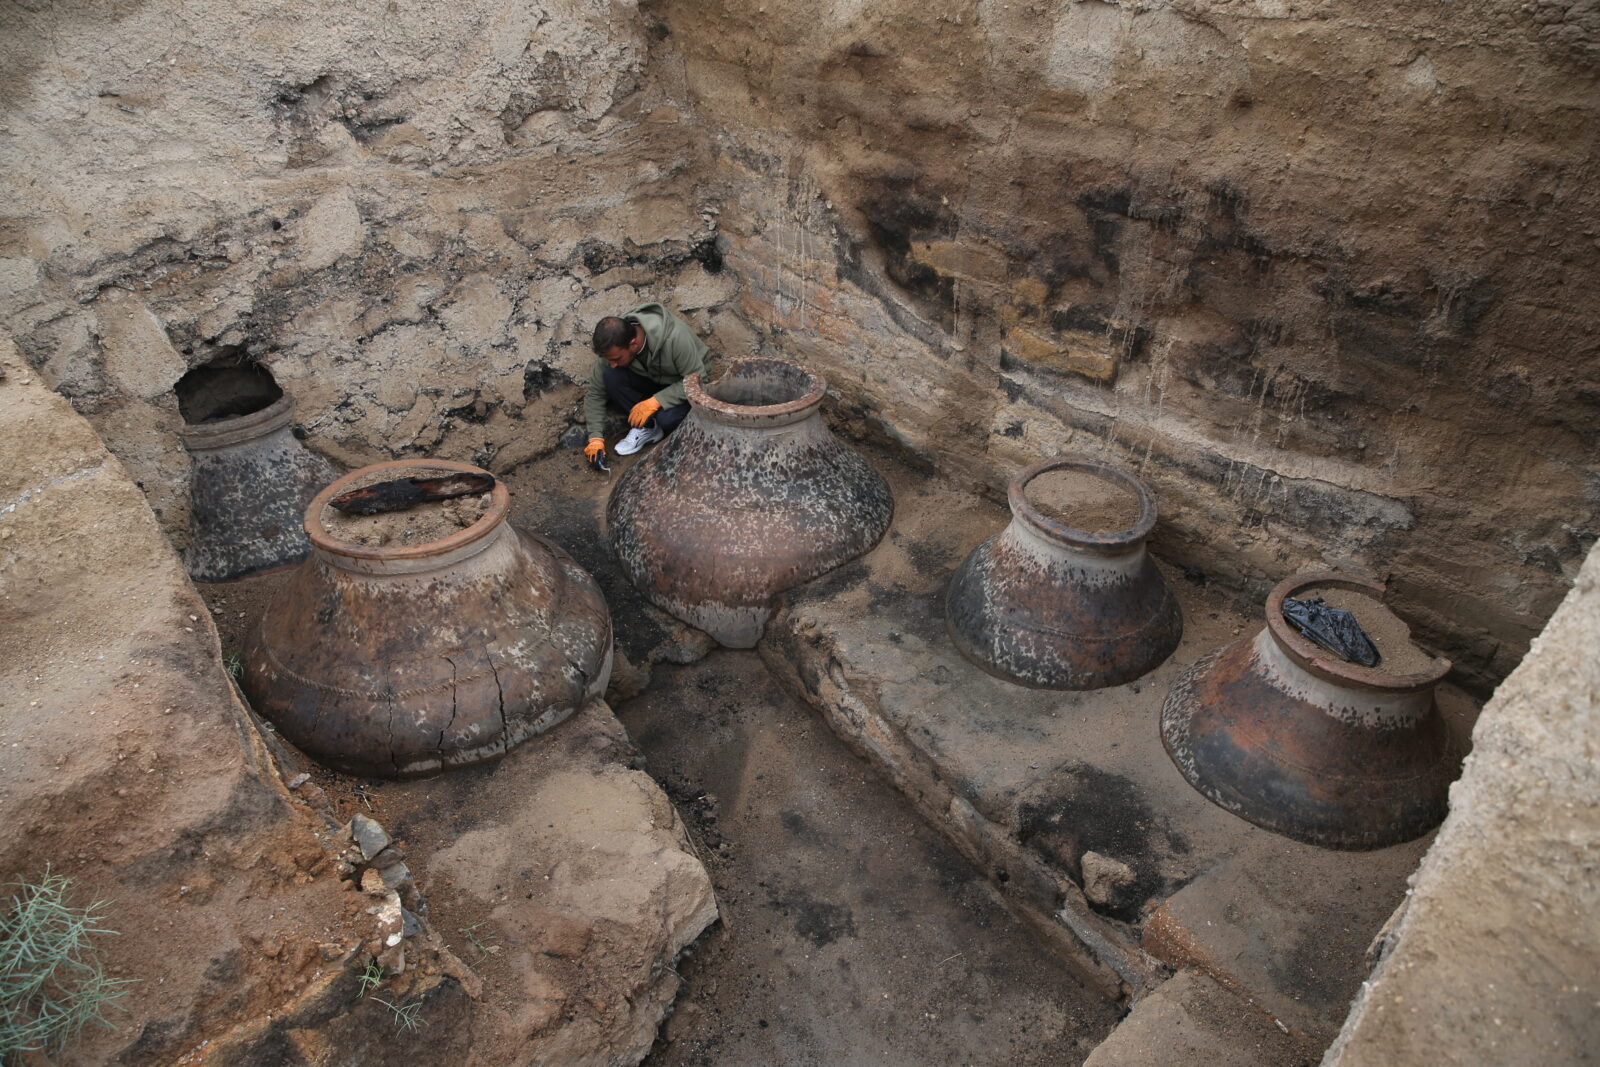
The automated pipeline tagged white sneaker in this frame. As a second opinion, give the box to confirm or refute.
[615,423,664,455]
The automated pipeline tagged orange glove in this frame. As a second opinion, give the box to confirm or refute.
[628,397,662,428]
[584,438,606,461]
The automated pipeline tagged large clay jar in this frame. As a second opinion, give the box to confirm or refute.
[1161,571,1458,850]
[181,395,338,581]
[946,456,1182,689]
[243,460,612,778]
[607,357,893,648]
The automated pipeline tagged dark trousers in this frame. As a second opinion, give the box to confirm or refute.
[603,365,689,433]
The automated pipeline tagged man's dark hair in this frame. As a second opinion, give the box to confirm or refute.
[591,317,636,354]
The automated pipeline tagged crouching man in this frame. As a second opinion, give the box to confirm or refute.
[583,302,711,464]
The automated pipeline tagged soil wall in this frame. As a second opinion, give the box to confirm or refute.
[650,0,1600,687]
[4,0,1597,687]
[1324,538,1600,1064]
[0,0,740,539]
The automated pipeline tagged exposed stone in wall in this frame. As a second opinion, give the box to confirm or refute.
[1324,538,1600,1065]
[649,0,1600,687]
[0,0,739,544]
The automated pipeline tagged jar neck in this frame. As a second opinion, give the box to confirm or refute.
[688,405,827,443]
[1003,511,1148,580]
[1254,628,1434,729]
[315,517,510,576]
[180,396,296,451]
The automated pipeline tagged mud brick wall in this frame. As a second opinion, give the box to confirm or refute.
[654,0,1600,687]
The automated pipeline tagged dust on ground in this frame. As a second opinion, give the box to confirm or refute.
[617,651,1121,1066]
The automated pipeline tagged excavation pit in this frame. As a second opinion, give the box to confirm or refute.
[7,0,1596,1060]
[207,441,1475,1062]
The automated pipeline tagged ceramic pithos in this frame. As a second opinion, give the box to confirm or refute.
[946,456,1182,689]
[1161,571,1459,850]
[607,357,893,648]
[243,460,612,778]
[181,395,337,581]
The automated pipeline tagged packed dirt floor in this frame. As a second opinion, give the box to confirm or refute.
[617,652,1120,1065]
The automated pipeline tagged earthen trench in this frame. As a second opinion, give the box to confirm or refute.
[183,350,1466,1064]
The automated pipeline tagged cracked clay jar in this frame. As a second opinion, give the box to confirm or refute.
[242,459,612,778]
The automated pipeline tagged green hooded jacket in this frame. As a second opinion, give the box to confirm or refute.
[584,303,711,439]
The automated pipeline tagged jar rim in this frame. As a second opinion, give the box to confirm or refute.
[683,357,826,424]
[305,459,510,562]
[1007,455,1157,550]
[1264,570,1451,691]
[178,394,296,449]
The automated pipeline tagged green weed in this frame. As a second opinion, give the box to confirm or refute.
[371,995,426,1033]
[356,957,383,998]
[457,922,501,960]
[0,869,134,1061]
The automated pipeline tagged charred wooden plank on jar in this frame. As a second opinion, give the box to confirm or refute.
[329,473,497,515]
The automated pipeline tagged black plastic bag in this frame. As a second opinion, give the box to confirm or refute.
[1281,596,1381,667]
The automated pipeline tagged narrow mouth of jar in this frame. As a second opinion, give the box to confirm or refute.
[1264,570,1450,691]
[175,355,284,425]
[1009,457,1157,549]
[306,459,510,562]
[684,358,826,421]
[178,394,297,447]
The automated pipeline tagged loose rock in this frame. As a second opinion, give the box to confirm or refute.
[1082,850,1138,910]
[349,814,392,861]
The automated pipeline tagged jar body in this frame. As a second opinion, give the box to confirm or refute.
[1160,572,1458,849]
[182,396,337,582]
[243,462,612,778]
[607,359,893,648]
[945,458,1181,690]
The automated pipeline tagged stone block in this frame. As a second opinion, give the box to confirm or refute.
[297,189,365,272]
[1084,971,1312,1067]
[908,236,1010,285]
[94,291,186,399]
[1005,325,1119,383]
[437,274,514,349]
